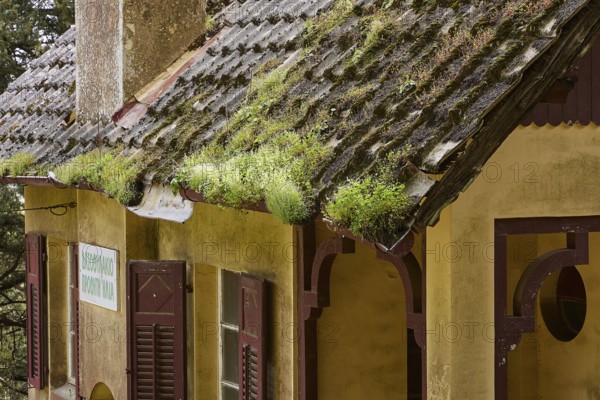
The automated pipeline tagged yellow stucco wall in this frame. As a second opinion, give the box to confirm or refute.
[25,188,297,400]
[156,202,297,400]
[77,190,128,399]
[505,232,600,400]
[25,187,78,400]
[426,207,453,400]
[316,222,409,400]
[427,123,600,399]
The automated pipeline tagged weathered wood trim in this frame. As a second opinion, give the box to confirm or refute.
[376,233,427,399]
[303,236,355,320]
[298,230,427,400]
[494,217,597,400]
[298,233,355,400]
[297,225,316,400]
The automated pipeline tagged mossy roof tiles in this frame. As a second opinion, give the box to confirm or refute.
[1,0,600,237]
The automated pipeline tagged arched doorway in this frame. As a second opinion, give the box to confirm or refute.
[299,225,424,400]
[90,382,114,400]
[318,244,408,399]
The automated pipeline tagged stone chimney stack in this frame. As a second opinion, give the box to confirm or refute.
[76,0,205,122]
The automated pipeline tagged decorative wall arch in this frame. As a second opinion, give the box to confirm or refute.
[494,217,598,400]
[298,227,426,400]
[513,232,588,318]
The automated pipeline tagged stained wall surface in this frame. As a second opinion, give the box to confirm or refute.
[427,124,600,399]
[316,222,409,400]
[25,188,296,399]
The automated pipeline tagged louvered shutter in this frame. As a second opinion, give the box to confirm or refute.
[26,234,46,389]
[127,261,186,400]
[238,275,266,400]
[71,245,80,398]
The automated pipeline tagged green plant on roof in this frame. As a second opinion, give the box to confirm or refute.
[173,0,370,224]
[205,15,215,32]
[349,16,393,66]
[323,150,411,242]
[303,0,355,51]
[265,173,310,225]
[54,148,142,204]
[218,57,310,150]
[174,130,331,224]
[217,0,359,151]
[0,153,36,177]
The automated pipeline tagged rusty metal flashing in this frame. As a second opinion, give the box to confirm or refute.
[178,187,269,214]
[112,27,232,129]
[494,216,600,400]
[321,217,415,257]
[5,176,412,252]
[0,176,67,188]
[4,176,195,222]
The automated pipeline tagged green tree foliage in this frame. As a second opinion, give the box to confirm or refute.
[0,0,74,92]
[0,186,27,398]
[0,2,73,396]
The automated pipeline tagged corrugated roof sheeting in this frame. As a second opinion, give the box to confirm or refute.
[0,0,599,239]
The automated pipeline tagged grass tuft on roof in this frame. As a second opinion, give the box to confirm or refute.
[323,150,411,242]
[0,153,37,176]
[54,148,142,205]
[172,2,358,224]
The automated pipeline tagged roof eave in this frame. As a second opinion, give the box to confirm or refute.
[414,0,600,229]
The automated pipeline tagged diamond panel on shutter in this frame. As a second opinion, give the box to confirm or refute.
[128,261,186,400]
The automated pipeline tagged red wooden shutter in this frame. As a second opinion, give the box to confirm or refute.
[238,275,266,400]
[127,261,186,400]
[26,234,46,389]
[71,244,80,398]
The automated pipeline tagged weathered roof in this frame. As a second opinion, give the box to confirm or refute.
[1,0,600,247]
[0,27,75,160]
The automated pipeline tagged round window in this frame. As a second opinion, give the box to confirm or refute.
[540,266,587,341]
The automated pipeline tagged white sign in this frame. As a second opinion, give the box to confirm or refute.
[79,243,118,311]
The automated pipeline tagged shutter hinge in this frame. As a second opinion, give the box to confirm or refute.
[42,253,47,262]
[125,368,131,374]
[186,284,193,293]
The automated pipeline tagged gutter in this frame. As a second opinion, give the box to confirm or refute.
[6,176,414,256]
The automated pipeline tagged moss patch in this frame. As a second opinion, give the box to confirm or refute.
[324,150,411,242]
[174,131,331,224]
[0,153,37,176]
[54,148,142,205]
[173,2,358,224]
[302,0,355,51]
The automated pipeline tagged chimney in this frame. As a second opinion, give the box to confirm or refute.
[76,0,205,122]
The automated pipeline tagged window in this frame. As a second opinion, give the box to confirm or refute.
[220,270,240,400]
[219,270,267,400]
[540,266,587,341]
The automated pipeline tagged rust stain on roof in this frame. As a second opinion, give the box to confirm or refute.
[113,27,232,129]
